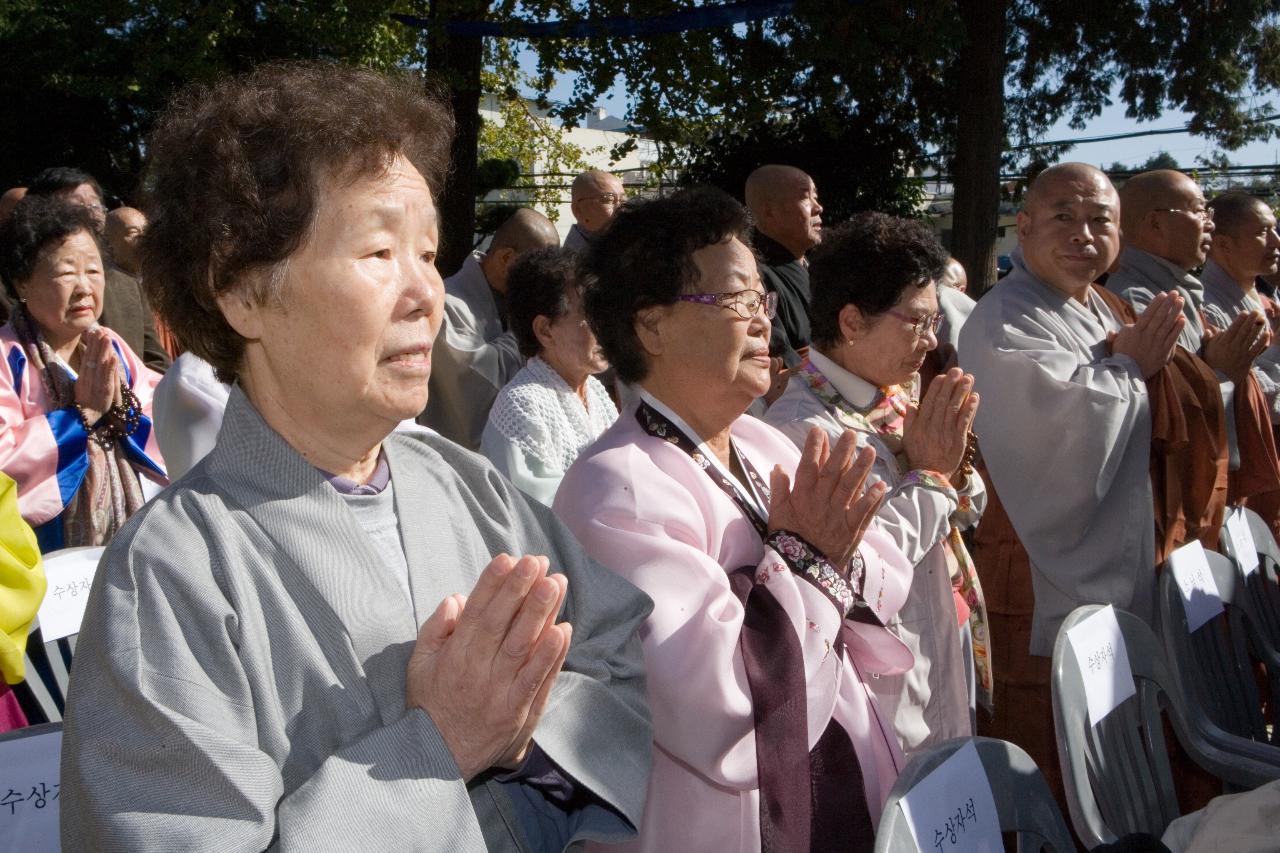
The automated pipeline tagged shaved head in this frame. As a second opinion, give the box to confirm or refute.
[105,206,148,275]
[744,165,811,213]
[570,170,622,203]
[481,207,561,293]
[490,207,560,254]
[1022,162,1116,213]
[1119,170,1199,235]
[941,257,968,292]
[1119,169,1213,269]
[745,164,823,258]
[0,187,26,223]
[1207,192,1270,239]
[1016,162,1121,298]
[569,170,624,234]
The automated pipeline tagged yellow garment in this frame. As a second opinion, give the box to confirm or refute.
[0,473,44,683]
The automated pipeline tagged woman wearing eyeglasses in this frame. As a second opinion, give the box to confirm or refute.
[553,187,915,853]
[765,213,990,761]
[481,247,617,506]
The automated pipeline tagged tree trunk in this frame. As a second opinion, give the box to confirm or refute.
[426,1,487,278]
[950,0,1008,297]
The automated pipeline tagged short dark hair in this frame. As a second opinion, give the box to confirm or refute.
[582,186,752,384]
[140,61,455,383]
[507,247,579,359]
[808,213,948,348]
[1208,192,1270,239]
[26,167,104,203]
[0,197,105,299]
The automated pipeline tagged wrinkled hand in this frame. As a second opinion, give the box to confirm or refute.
[405,554,571,781]
[74,327,120,423]
[1109,291,1184,379]
[1203,311,1270,384]
[902,367,979,480]
[768,427,887,573]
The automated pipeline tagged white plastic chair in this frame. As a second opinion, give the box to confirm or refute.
[1051,604,1280,848]
[874,736,1076,852]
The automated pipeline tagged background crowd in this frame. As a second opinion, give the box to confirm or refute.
[0,59,1278,852]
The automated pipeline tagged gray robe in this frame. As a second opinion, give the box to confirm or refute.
[1105,245,1239,467]
[958,256,1156,655]
[61,387,652,852]
[421,253,524,450]
[1200,259,1280,425]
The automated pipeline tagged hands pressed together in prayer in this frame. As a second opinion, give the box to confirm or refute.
[768,428,887,576]
[75,327,123,425]
[902,367,979,485]
[1109,290,1186,379]
[405,554,572,782]
[1203,310,1271,384]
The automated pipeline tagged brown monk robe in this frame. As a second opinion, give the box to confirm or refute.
[1224,372,1280,541]
[975,285,1228,816]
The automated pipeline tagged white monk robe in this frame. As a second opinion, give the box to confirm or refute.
[1200,259,1280,424]
[152,352,231,479]
[420,253,523,450]
[554,392,913,853]
[958,252,1156,656]
[764,349,983,755]
[481,356,618,506]
[62,386,652,852]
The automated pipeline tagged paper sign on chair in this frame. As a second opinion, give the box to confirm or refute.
[1168,540,1225,632]
[898,740,1002,853]
[33,546,105,642]
[1066,605,1137,726]
[1226,508,1259,578]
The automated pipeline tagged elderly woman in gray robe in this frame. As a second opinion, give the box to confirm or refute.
[60,63,652,852]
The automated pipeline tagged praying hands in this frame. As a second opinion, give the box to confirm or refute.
[768,427,887,575]
[406,554,572,781]
[902,367,979,484]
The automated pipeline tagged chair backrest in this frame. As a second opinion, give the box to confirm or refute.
[16,627,73,724]
[1052,605,1182,848]
[16,545,102,725]
[1222,508,1280,669]
[0,721,63,852]
[874,736,1076,853]
[1157,550,1269,744]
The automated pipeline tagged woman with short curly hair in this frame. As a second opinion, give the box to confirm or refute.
[61,62,650,851]
[0,196,165,552]
[765,212,990,761]
[554,187,915,853]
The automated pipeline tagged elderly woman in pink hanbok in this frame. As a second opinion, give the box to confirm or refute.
[0,197,165,552]
[554,187,915,853]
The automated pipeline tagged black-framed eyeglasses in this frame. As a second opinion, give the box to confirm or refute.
[676,289,778,320]
[1153,207,1214,223]
[884,309,943,339]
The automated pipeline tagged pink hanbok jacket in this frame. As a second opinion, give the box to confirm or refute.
[554,404,915,853]
[0,324,166,550]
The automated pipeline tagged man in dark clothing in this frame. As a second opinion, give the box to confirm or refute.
[745,165,824,369]
[27,167,170,373]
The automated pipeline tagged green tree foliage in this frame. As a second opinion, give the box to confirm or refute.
[476,44,597,225]
[516,0,1280,291]
[1138,151,1181,171]
[681,110,925,218]
[0,0,421,197]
